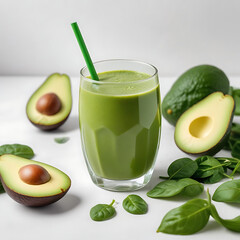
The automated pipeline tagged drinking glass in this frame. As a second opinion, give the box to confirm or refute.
[79,59,161,191]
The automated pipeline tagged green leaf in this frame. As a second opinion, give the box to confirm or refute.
[231,123,240,135]
[54,137,70,144]
[193,156,225,183]
[90,200,116,221]
[217,157,240,174]
[122,194,148,214]
[179,178,204,197]
[224,123,240,151]
[202,170,224,184]
[157,199,210,235]
[167,158,198,179]
[147,178,203,198]
[0,144,34,159]
[210,203,240,232]
[212,179,240,203]
[232,141,240,159]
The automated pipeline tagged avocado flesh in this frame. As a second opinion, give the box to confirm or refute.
[175,92,235,156]
[0,154,71,206]
[26,73,72,130]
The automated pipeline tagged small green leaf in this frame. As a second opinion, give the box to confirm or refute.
[157,199,210,235]
[54,137,70,144]
[212,179,240,203]
[122,194,148,215]
[90,200,116,221]
[0,144,34,159]
[147,178,203,198]
[167,158,198,179]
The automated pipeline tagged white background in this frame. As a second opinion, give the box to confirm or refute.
[1,0,240,77]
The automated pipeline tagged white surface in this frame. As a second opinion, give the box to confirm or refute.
[0,75,239,240]
[1,0,240,77]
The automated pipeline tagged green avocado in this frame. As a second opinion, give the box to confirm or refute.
[0,154,71,207]
[26,73,72,130]
[174,92,235,156]
[162,65,230,126]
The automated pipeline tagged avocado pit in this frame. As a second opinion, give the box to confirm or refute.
[18,164,51,185]
[36,93,61,116]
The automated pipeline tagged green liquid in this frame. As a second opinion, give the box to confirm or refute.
[79,70,161,180]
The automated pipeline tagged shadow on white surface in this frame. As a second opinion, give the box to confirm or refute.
[58,116,79,133]
[28,193,81,214]
[52,116,79,133]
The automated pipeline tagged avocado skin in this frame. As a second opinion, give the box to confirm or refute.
[162,65,230,126]
[0,178,70,207]
[28,113,70,131]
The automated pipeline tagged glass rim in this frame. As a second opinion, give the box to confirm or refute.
[80,59,158,85]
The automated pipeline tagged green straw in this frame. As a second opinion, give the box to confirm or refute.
[71,22,99,81]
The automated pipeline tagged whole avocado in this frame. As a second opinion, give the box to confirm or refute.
[162,65,230,126]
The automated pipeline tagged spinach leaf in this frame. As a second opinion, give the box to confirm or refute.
[225,123,240,151]
[207,188,240,232]
[147,178,203,198]
[216,157,240,174]
[210,203,240,232]
[122,194,148,214]
[193,156,226,183]
[212,179,240,203]
[167,158,198,179]
[54,137,70,144]
[202,170,225,184]
[90,200,116,221]
[179,178,204,197]
[232,141,240,159]
[157,198,210,235]
[0,144,34,159]
[231,123,240,135]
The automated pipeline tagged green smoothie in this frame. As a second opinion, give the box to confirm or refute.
[79,70,161,180]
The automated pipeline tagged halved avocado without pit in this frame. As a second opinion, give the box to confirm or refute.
[26,73,72,130]
[0,154,71,207]
[175,92,235,156]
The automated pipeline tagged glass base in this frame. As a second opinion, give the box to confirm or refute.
[89,168,154,192]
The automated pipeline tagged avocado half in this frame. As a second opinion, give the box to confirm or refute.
[26,73,72,130]
[162,65,230,126]
[0,154,71,207]
[174,92,235,156]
